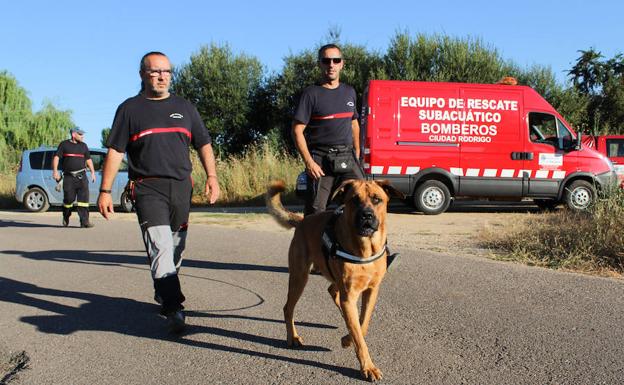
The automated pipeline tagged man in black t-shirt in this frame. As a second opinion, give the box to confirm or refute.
[97,51,220,334]
[293,44,364,215]
[52,127,96,228]
[293,44,399,269]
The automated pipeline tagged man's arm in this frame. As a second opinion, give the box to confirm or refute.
[351,119,361,159]
[97,148,125,219]
[292,121,324,179]
[86,159,96,183]
[198,143,220,204]
[52,155,61,182]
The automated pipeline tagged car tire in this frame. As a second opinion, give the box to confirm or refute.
[534,198,559,211]
[413,180,451,215]
[564,180,595,211]
[23,187,50,212]
[119,192,134,213]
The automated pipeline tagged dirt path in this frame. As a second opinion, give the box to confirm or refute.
[187,201,535,258]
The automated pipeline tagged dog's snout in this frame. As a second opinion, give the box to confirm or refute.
[360,208,374,221]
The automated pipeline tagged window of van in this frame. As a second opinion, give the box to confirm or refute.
[529,113,557,145]
[529,113,574,149]
[606,139,624,158]
[90,151,105,171]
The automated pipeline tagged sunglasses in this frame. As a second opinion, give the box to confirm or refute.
[320,57,342,65]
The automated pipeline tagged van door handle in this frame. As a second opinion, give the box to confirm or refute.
[511,152,534,160]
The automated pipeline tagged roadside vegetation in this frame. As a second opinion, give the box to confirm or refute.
[479,189,624,276]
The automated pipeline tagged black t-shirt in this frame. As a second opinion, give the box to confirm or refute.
[107,94,212,180]
[56,140,91,172]
[293,83,358,148]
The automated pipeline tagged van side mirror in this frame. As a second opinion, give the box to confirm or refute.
[575,132,582,151]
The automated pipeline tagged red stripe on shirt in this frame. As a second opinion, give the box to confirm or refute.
[130,127,192,142]
[311,112,354,120]
[63,153,85,157]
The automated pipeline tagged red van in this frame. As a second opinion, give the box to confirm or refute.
[582,135,624,186]
[361,80,617,214]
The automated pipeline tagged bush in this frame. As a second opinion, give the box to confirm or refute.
[191,141,301,206]
[479,190,624,274]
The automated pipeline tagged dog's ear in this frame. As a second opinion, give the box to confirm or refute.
[331,180,356,204]
[374,180,405,200]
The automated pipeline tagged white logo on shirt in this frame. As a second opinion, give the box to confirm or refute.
[170,113,184,119]
[347,101,355,107]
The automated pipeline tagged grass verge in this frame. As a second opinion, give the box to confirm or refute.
[479,190,624,277]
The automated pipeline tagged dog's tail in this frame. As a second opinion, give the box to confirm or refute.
[265,180,303,229]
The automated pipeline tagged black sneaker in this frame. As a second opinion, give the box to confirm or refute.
[387,252,400,270]
[81,222,95,228]
[166,310,186,334]
[154,293,163,305]
[62,217,69,227]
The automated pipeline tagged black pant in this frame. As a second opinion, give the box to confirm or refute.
[62,172,89,225]
[305,147,364,216]
[134,177,192,315]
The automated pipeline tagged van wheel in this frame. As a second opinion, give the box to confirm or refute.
[24,187,50,212]
[119,192,134,213]
[414,180,451,215]
[534,199,559,211]
[564,180,595,211]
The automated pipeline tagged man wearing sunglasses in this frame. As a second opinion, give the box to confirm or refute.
[293,44,399,269]
[52,127,96,228]
[293,44,363,215]
[98,51,220,334]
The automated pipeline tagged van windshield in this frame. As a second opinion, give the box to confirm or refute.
[529,113,574,150]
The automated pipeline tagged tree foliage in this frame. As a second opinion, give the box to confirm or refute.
[172,43,265,154]
[568,49,624,134]
[0,71,73,172]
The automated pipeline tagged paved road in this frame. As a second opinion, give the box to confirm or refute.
[0,210,623,384]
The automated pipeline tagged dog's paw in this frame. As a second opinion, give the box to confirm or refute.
[341,334,352,348]
[287,335,304,348]
[361,365,383,382]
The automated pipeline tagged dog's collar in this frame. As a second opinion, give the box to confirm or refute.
[322,206,387,265]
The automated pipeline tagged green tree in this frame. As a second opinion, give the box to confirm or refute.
[172,43,265,154]
[568,49,624,134]
[100,127,111,147]
[0,71,73,171]
[383,32,514,83]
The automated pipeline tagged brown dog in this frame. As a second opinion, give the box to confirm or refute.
[265,179,404,381]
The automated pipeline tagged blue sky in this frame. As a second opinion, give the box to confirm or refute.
[1,0,622,147]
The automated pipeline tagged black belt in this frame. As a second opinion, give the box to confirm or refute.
[64,168,86,177]
[311,145,353,155]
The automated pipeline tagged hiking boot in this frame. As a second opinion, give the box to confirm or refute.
[166,310,186,334]
[386,252,400,271]
[81,222,95,228]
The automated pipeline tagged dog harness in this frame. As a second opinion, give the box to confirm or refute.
[321,206,387,265]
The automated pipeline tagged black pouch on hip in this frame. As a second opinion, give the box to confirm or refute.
[328,151,354,174]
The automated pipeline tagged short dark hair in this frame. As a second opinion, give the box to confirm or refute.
[139,51,168,72]
[139,51,168,94]
[317,44,341,61]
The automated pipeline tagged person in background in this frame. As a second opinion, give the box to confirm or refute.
[52,127,96,228]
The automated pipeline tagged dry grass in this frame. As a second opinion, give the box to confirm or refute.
[191,142,302,206]
[479,191,624,276]
[0,172,18,209]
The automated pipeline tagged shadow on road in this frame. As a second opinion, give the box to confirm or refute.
[1,249,289,274]
[0,219,65,228]
[0,276,359,379]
